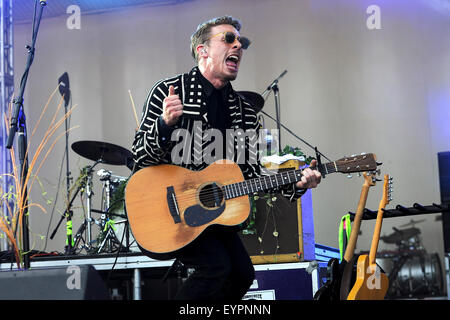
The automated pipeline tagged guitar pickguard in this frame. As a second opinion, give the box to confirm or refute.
[184,203,226,227]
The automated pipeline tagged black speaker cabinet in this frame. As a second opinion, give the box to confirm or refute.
[239,160,315,264]
[438,151,450,253]
[0,265,110,300]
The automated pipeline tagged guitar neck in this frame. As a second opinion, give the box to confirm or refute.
[343,184,370,262]
[223,162,337,199]
[369,175,391,265]
[369,204,385,265]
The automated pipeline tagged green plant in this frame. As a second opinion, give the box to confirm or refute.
[0,86,77,268]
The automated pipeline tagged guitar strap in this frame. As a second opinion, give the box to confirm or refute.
[339,214,352,262]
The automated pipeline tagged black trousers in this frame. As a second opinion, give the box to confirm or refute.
[173,225,255,300]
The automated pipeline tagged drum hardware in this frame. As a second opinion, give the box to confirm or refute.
[386,252,443,298]
[71,161,102,253]
[50,161,101,254]
[94,169,127,253]
[57,140,134,255]
[376,224,443,299]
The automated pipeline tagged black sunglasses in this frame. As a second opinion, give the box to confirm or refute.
[207,31,251,50]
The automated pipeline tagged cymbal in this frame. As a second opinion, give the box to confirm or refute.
[238,91,264,113]
[399,219,426,228]
[72,140,132,166]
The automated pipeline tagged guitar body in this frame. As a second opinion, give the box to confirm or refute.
[314,258,344,300]
[347,255,389,300]
[125,160,250,254]
[339,254,358,299]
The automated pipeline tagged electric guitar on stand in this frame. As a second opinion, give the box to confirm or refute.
[125,154,379,256]
[347,174,393,300]
[314,171,378,300]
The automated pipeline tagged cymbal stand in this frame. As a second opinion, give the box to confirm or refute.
[69,161,100,253]
[95,169,121,253]
[85,166,95,248]
[50,161,98,253]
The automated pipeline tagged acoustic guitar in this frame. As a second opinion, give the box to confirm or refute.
[125,154,378,255]
[314,171,377,300]
[347,174,392,300]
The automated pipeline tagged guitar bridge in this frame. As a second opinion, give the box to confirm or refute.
[167,186,181,224]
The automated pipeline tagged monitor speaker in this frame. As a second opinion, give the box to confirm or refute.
[438,151,450,253]
[0,265,110,300]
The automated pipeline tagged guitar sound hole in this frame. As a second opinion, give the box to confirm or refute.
[198,183,224,208]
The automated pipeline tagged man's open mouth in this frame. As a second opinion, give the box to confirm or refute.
[225,54,240,71]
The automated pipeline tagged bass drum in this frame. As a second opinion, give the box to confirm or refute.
[108,177,140,253]
[393,253,443,298]
[113,218,140,253]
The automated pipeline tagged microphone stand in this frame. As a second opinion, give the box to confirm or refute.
[261,70,287,148]
[260,70,332,177]
[5,0,47,269]
[259,109,331,161]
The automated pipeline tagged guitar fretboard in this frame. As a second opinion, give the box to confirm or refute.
[223,161,338,199]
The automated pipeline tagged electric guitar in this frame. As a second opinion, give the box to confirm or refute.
[314,171,377,300]
[125,154,378,255]
[347,174,392,300]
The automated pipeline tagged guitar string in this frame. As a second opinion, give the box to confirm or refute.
[164,161,371,205]
[170,163,339,203]
[171,167,313,203]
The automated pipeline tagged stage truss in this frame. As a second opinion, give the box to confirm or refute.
[0,0,14,251]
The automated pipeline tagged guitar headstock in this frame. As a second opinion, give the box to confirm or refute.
[381,174,393,207]
[363,171,378,187]
[336,153,379,174]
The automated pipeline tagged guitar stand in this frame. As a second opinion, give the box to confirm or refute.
[348,203,450,221]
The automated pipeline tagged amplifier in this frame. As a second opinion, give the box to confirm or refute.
[240,160,315,264]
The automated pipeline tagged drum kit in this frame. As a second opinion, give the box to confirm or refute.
[376,219,444,299]
[66,140,138,254]
[53,90,267,256]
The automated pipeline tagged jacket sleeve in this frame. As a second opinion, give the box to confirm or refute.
[131,79,177,170]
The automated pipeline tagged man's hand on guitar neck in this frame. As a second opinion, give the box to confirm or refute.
[296,159,322,189]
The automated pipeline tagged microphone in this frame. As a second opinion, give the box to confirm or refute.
[58,72,70,107]
[261,70,288,98]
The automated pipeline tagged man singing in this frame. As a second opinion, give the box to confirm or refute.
[132,16,321,300]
